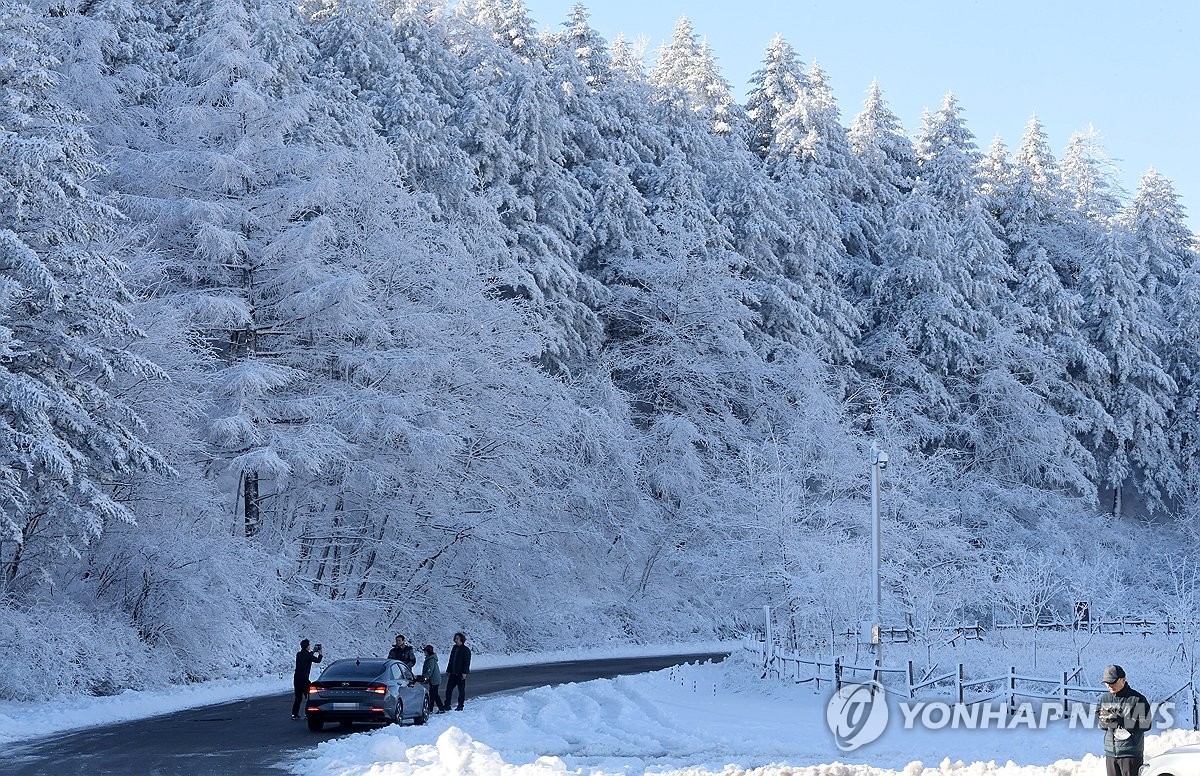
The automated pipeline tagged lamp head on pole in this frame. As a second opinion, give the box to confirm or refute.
[874,450,889,470]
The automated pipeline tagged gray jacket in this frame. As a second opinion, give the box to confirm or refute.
[421,653,442,686]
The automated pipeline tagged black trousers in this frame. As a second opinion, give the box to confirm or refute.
[444,673,467,709]
[427,683,447,712]
[291,678,309,717]
[1105,756,1143,776]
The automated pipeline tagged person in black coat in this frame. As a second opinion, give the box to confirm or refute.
[291,639,323,719]
[1098,664,1152,776]
[443,632,471,711]
[387,635,416,670]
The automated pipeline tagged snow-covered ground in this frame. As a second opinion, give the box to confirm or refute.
[287,650,1200,776]
[0,640,726,745]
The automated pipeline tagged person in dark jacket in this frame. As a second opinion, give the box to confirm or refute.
[444,632,471,711]
[419,644,447,713]
[291,639,323,719]
[1097,664,1152,776]
[387,635,416,670]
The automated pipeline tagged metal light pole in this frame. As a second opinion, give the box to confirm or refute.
[870,443,889,674]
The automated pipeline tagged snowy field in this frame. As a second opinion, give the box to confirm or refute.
[0,640,725,745]
[287,650,1200,776]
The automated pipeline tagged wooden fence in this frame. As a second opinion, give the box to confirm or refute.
[743,638,1198,728]
[995,617,1197,636]
[821,616,1198,644]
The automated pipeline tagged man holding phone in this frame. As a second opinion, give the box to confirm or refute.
[1097,664,1151,776]
[291,639,323,719]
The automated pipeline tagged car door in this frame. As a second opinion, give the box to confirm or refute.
[395,663,424,717]
[391,666,415,719]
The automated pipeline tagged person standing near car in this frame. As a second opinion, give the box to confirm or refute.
[419,644,447,713]
[388,634,416,670]
[444,632,471,711]
[1098,664,1152,776]
[291,639,323,719]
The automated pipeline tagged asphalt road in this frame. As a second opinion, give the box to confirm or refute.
[0,651,727,776]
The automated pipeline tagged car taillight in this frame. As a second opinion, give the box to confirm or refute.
[367,684,387,694]
[308,685,320,695]
[370,707,385,713]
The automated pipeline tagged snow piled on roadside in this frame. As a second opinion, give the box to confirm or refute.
[287,652,1200,776]
[0,640,727,745]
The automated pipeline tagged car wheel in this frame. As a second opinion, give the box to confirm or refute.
[307,717,324,732]
[414,703,428,725]
[392,700,403,725]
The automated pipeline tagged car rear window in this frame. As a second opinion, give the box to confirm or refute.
[320,660,387,679]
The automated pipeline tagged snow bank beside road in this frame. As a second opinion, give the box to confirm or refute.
[0,640,727,745]
[288,653,1200,776]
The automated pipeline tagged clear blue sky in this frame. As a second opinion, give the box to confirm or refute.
[523,0,1199,231]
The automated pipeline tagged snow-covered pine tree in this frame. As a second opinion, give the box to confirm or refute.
[603,147,762,600]
[849,80,916,204]
[757,71,863,363]
[304,0,476,220]
[455,0,539,56]
[120,0,387,540]
[1015,115,1061,199]
[1078,227,1177,515]
[745,34,805,160]
[1123,170,1198,508]
[1169,262,1200,507]
[860,187,971,437]
[547,4,654,289]
[915,91,981,211]
[557,2,612,91]
[44,0,179,153]
[649,16,740,135]
[977,135,1014,213]
[1060,125,1124,223]
[610,32,648,81]
[0,0,165,592]
[1004,116,1085,285]
[981,134,1108,493]
[1124,169,1194,299]
[444,5,606,376]
[773,63,881,292]
[912,102,1095,491]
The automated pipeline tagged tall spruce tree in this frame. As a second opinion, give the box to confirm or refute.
[916,91,981,211]
[1078,228,1177,515]
[850,80,916,203]
[0,1,165,592]
[650,16,740,135]
[1124,169,1194,298]
[1124,170,1198,507]
[745,34,804,160]
[1060,125,1124,222]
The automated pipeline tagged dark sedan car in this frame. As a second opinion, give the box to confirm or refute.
[305,658,430,731]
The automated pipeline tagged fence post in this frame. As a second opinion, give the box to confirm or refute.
[907,660,915,698]
[1192,690,1198,731]
[763,606,773,670]
[1062,671,1070,714]
[1008,666,1017,715]
[834,657,842,691]
[958,663,965,705]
